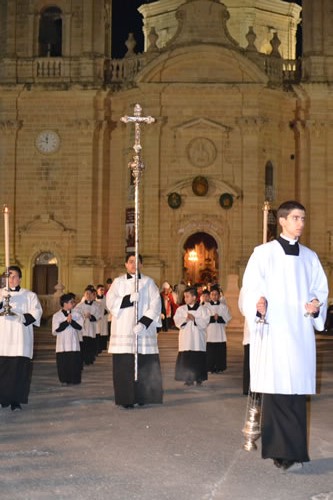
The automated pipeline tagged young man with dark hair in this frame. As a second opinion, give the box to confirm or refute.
[106,252,163,408]
[241,200,328,471]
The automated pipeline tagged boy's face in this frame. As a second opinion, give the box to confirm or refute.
[84,290,94,301]
[63,299,75,311]
[210,290,220,302]
[97,287,105,295]
[184,291,196,305]
[202,293,210,302]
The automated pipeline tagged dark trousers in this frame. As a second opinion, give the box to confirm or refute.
[261,393,310,462]
[243,344,250,395]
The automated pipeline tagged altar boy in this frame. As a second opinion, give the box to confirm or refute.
[52,293,83,385]
[206,286,232,373]
[174,286,210,386]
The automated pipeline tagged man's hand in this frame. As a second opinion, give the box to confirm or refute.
[304,299,322,316]
[133,323,145,335]
[256,297,267,316]
[130,292,139,303]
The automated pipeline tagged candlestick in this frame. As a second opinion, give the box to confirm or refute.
[3,205,10,268]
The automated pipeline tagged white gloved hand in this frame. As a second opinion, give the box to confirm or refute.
[133,323,145,335]
[1,289,10,299]
[5,312,24,323]
[130,292,139,303]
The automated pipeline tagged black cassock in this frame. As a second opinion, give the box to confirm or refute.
[112,354,163,406]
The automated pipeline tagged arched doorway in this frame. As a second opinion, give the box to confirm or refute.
[33,252,58,295]
[183,232,218,286]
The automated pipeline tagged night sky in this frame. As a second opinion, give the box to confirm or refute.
[112,0,146,58]
[112,0,302,59]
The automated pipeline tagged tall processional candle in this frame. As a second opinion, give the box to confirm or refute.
[3,205,10,268]
[262,201,270,244]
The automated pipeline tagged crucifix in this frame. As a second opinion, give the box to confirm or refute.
[120,103,155,381]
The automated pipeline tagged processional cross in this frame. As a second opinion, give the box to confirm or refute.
[120,104,155,380]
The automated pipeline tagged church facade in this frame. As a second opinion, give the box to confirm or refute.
[0,0,332,320]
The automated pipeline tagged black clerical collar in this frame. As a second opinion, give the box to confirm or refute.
[96,294,104,299]
[62,309,70,316]
[10,286,20,292]
[127,273,141,279]
[187,302,200,311]
[210,300,220,305]
[84,300,93,305]
[277,236,299,256]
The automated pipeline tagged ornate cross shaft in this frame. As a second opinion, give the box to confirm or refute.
[120,103,155,381]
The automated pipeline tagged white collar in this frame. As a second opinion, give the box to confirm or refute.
[280,233,298,245]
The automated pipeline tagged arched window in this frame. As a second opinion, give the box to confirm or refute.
[38,7,62,57]
[265,161,274,202]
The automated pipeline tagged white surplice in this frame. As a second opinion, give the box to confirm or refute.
[241,240,328,395]
[106,274,161,355]
[0,288,42,358]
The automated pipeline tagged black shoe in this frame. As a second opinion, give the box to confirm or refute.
[281,460,303,472]
[196,380,202,386]
[11,403,22,411]
[273,459,284,468]
[1,403,10,408]
[122,404,134,409]
[184,381,194,386]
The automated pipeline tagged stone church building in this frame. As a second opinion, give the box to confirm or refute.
[0,0,332,321]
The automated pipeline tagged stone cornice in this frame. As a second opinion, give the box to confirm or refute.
[0,120,23,135]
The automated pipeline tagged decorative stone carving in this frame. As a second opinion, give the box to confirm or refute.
[147,27,159,52]
[270,32,282,58]
[245,26,258,52]
[125,33,137,58]
[0,120,22,135]
[187,137,217,168]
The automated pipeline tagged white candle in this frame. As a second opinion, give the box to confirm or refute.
[262,201,270,244]
[3,205,10,268]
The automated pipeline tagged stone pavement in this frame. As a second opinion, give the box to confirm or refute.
[1,325,332,500]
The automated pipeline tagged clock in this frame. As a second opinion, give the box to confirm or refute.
[35,130,60,154]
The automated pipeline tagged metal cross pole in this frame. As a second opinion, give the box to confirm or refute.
[120,103,155,381]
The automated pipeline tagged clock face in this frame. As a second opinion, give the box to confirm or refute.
[35,130,60,154]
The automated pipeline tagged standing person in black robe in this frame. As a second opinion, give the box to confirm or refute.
[0,266,42,411]
[52,293,83,385]
[106,253,163,408]
[242,201,328,471]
